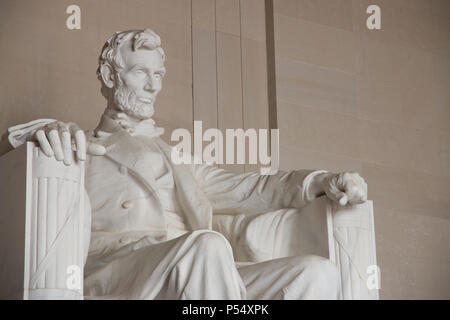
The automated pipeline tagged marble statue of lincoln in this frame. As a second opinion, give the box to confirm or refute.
[1,29,368,299]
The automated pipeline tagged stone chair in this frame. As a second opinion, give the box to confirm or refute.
[0,142,379,300]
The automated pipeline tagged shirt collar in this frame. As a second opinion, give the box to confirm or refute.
[94,108,164,139]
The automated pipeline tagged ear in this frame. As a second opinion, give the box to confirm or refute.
[100,64,116,89]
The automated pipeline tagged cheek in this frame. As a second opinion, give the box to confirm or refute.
[121,74,144,90]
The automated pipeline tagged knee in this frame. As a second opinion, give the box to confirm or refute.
[302,255,339,293]
[171,231,235,273]
[282,255,340,299]
[191,231,233,256]
[302,255,339,280]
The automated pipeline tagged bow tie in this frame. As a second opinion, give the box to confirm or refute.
[116,117,164,138]
[96,111,164,139]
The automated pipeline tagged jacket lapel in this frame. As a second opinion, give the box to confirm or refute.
[91,125,213,232]
[155,138,213,230]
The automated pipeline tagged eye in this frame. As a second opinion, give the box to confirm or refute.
[134,69,145,75]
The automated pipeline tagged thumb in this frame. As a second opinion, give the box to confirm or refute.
[324,175,348,206]
[337,193,348,206]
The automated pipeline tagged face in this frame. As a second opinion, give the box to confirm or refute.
[113,44,165,120]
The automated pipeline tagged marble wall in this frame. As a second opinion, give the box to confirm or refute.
[273,0,450,299]
[192,0,270,173]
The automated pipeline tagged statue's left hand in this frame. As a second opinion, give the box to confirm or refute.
[319,172,368,206]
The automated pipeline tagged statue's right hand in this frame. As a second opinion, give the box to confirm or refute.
[35,121,106,165]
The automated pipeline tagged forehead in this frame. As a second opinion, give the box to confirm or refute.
[119,44,164,70]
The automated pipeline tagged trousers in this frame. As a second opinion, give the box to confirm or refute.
[84,230,339,299]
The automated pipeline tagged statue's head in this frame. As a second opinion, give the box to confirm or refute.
[97,29,166,120]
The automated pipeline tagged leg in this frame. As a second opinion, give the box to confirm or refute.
[84,230,246,299]
[161,230,246,299]
[237,255,339,300]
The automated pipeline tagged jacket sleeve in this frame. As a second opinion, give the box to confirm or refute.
[0,119,56,156]
[190,162,327,215]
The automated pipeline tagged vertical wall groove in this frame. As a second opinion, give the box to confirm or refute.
[190,0,194,129]
[264,0,278,130]
[238,0,245,131]
[214,0,219,129]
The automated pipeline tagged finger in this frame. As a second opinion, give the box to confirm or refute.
[326,184,348,205]
[61,130,73,165]
[58,123,73,165]
[348,194,364,205]
[362,188,368,201]
[69,123,86,161]
[35,129,54,157]
[345,183,367,204]
[356,188,366,200]
[351,192,367,204]
[362,182,368,200]
[344,183,357,196]
[87,142,106,156]
[75,130,86,161]
[325,177,345,201]
[48,129,64,161]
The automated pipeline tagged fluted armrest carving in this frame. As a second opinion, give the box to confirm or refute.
[0,142,87,300]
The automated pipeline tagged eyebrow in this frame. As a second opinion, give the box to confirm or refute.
[131,65,165,74]
[131,64,149,71]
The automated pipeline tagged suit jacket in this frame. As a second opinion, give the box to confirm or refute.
[84,125,320,270]
[3,117,324,271]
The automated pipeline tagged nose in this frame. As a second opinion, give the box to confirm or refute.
[144,75,158,93]
[144,80,155,92]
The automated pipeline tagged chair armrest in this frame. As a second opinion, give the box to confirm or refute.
[247,196,378,300]
[325,198,379,300]
[0,142,87,299]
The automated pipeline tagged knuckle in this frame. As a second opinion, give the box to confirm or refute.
[60,127,70,134]
[69,122,81,129]
[75,130,85,139]
[58,122,69,130]
[44,124,56,132]
[349,187,359,196]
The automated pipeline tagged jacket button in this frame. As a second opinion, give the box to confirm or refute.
[122,200,133,209]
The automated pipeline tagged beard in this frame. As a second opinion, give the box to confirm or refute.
[113,85,155,120]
